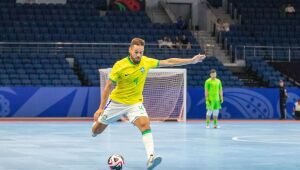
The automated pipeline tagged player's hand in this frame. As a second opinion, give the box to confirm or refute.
[191,53,206,64]
[220,98,224,103]
[206,99,211,105]
[94,108,104,122]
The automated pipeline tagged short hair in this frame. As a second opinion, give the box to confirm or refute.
[130,38,145,47]
[210,69,217,74]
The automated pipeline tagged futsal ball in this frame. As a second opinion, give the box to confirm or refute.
[107,154,125,170]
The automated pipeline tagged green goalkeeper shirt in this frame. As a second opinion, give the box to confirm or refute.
[204,78,222,101]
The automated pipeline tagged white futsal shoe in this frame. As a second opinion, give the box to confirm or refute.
[147,154,162,170]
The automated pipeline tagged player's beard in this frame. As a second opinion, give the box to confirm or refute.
[131,56,141,64]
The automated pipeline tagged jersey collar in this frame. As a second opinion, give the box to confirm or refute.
[127,56,140,65]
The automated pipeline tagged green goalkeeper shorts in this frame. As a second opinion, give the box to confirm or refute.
[206,100,221,110]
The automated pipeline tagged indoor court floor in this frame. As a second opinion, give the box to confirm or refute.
[0,120,299,170]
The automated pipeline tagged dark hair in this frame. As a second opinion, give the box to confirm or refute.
[130,38,145,47]
[210,69,217,73]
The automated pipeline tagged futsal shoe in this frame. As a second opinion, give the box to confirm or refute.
[147,154,162,170]
[206,125,210,129]
[214,125,220,129]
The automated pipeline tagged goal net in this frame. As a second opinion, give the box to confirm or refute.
[99,68,187,121]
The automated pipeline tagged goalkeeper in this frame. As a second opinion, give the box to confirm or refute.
[205,69,223,129]
[91,37,206,170]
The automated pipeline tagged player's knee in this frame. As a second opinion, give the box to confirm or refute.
[92,126,105,135]
[92,122,106,134]
[91,127,97,134]
[91,125,99,134]
[139,121,150,131]
[140,122,149,129]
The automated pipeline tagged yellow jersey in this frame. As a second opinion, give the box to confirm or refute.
[109,56,159,105]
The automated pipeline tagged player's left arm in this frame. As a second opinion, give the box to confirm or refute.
[219,88,223,103]
[158,53,206,67]
[219,81,223,103]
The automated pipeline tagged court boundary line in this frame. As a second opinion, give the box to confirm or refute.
[0,118,299,123]
[0,117,93,122]
[232,135,300,145]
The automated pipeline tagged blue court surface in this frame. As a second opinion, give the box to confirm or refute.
[0,121,300,170]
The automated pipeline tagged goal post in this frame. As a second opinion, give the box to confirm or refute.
[99,68,187,121]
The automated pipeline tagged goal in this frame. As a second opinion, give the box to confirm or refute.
[99,68,187,121]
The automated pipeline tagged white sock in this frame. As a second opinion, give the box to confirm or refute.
[206,110,213,117]
[213,110,219,117]
[142,129,154,159]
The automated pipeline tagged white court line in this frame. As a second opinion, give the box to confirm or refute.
[232,135,300,145]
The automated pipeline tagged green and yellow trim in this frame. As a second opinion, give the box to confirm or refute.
[127,56,135,65]
[109,77,117,84]
[156,60,160,68]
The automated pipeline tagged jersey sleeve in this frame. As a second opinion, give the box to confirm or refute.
[204,80,209,90]
[219,80,223,90]
[144,56,159,69]
[109,62,120,84]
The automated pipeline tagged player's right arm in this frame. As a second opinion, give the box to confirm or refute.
[94,61,120,121]
[205,89,209,103]
[94,80,114,121]
[204,80,209,103]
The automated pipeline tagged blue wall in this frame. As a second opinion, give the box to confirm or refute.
[0,87,299,119]
[0,87,99,117]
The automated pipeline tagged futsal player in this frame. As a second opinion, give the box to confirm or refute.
[205,69,223,129]
[92,38,206,169]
